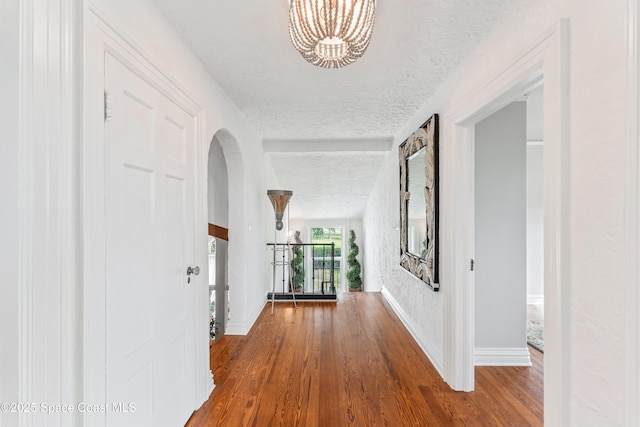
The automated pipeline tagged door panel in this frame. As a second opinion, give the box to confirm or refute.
[164,176,187,321]
[120,165,155,355]
[165,117,187,163]
[105,52,196,427]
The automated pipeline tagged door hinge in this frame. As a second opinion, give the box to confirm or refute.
[470,259,475,271]
[104,90,112,122]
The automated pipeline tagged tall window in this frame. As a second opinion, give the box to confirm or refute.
[310,227,342,292]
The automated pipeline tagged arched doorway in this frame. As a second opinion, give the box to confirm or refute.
[207,134,230,339]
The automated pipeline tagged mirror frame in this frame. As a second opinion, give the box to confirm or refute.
[399,114,439,291]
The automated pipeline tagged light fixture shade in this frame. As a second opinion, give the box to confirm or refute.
[267,190,293,230]
[289,0,376,68]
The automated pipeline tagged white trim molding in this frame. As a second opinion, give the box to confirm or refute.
[225,297,266,336]
[381,287,445,377]
[625,0,640,425]
[18,2,35,421]
[527,139,544,146]
[474,348,532,367]
[196,107,215,401]
[19,0,83,425]
[443,20,571,427]
[527,295,545,306]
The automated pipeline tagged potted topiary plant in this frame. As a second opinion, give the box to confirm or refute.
[346,230,363,292]
[289,230,304,293]
[291,243,304,292]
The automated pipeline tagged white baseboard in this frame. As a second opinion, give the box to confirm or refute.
[527,294,545,305]
[225,298,265,335]
[224,324,247,335]
[474,347,532,366]
[381,287,444,377]
[206,372,215,394]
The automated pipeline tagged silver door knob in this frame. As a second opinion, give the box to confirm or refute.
[187,266,200,276]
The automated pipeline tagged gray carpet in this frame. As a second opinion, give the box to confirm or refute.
[527,319,544,353]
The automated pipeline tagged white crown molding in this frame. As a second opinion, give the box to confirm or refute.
[88,3,203,113]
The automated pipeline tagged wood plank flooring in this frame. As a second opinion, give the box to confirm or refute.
[186,292,543,427]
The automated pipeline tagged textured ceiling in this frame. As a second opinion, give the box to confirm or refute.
[152,0,530,219]
[267,152,389,219]
[152,0,528,141]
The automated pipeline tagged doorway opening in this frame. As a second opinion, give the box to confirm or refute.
[207,135,230,342]
[310,227,344,292]
[207,233,229,341]
[473,100,530,367]
[473,87,544,366]
[208,236,216,339]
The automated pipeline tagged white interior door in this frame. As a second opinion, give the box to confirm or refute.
[104,52,196,427]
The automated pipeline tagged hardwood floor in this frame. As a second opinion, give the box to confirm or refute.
[186,292,543,427]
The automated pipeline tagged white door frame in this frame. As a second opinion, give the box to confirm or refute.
[443,21,570,426]
[13,1,83,425]
[625,0,640,425]
[83,8,212,426]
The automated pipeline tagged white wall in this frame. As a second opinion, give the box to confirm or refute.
[363,150,445,371]
[363,0,634,423]
[207,135,229,227]
[565,2,630,423]
[474,102,528,359]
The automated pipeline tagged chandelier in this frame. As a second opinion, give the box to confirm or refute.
[289,0,376,69]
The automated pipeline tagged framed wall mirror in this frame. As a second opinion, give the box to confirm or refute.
[399,114,439,290]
